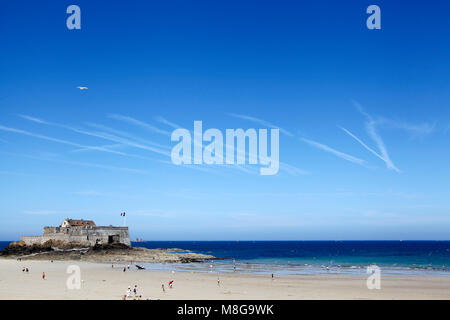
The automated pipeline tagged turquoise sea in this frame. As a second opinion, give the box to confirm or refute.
[133,241,450,276]
[2,240,450,276]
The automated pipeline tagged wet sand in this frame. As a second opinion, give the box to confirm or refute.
[0,259,449,300]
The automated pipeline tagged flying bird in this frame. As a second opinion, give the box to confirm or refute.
[77,86,88,90]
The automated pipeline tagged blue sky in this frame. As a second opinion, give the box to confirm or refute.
[1,1,450,240]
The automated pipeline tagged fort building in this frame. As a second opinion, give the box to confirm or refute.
[20,218,131,247]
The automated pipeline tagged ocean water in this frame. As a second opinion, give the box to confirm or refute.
[136,241,450,276]
[2,240,450,276]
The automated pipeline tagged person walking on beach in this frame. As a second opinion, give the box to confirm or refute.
[42,272,46,280]
[161,284,165,292]
[133,285,138,296]
[271,273,274,281]
[123,267,126,272]
[126,286,131,299]
[169,280,174,288]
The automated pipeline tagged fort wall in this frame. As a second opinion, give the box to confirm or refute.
[21,225,130,247]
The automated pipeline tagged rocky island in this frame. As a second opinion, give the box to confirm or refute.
[0,219,215,263]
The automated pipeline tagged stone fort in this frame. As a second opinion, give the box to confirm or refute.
[21,219,131,247]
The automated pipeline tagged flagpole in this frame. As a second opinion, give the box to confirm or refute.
[120,212,126,227]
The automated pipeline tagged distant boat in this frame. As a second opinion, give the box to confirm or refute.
[135,264,146,270]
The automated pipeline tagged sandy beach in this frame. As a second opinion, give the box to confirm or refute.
[0,259,449,300]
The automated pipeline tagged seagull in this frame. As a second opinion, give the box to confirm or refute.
[77,86,88,90]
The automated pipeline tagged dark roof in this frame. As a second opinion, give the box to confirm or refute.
[65,219,96,227]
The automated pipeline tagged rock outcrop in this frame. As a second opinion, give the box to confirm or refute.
[0,241,216,263]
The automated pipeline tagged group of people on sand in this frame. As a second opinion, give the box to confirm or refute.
[21,266,47,280]
[162,279,174,291]
[122,279,175,300]
[20,259,51,280]
[123,284,142,300]
[117,264,132,272]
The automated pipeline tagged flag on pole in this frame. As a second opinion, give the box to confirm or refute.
[121,211,127,227]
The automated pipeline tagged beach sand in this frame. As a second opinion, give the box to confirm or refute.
[0,259,449,300]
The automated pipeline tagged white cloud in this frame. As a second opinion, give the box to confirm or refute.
[108,114,170,136]
[228,113,294,137]
[154,116,181,129]
[18,114,48,124]
[17,115,170,158]
[343,101,401,173]
[85,122,170,150]
[381,119,436,138]
[300,137,366,165]
[0,124,132,157]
